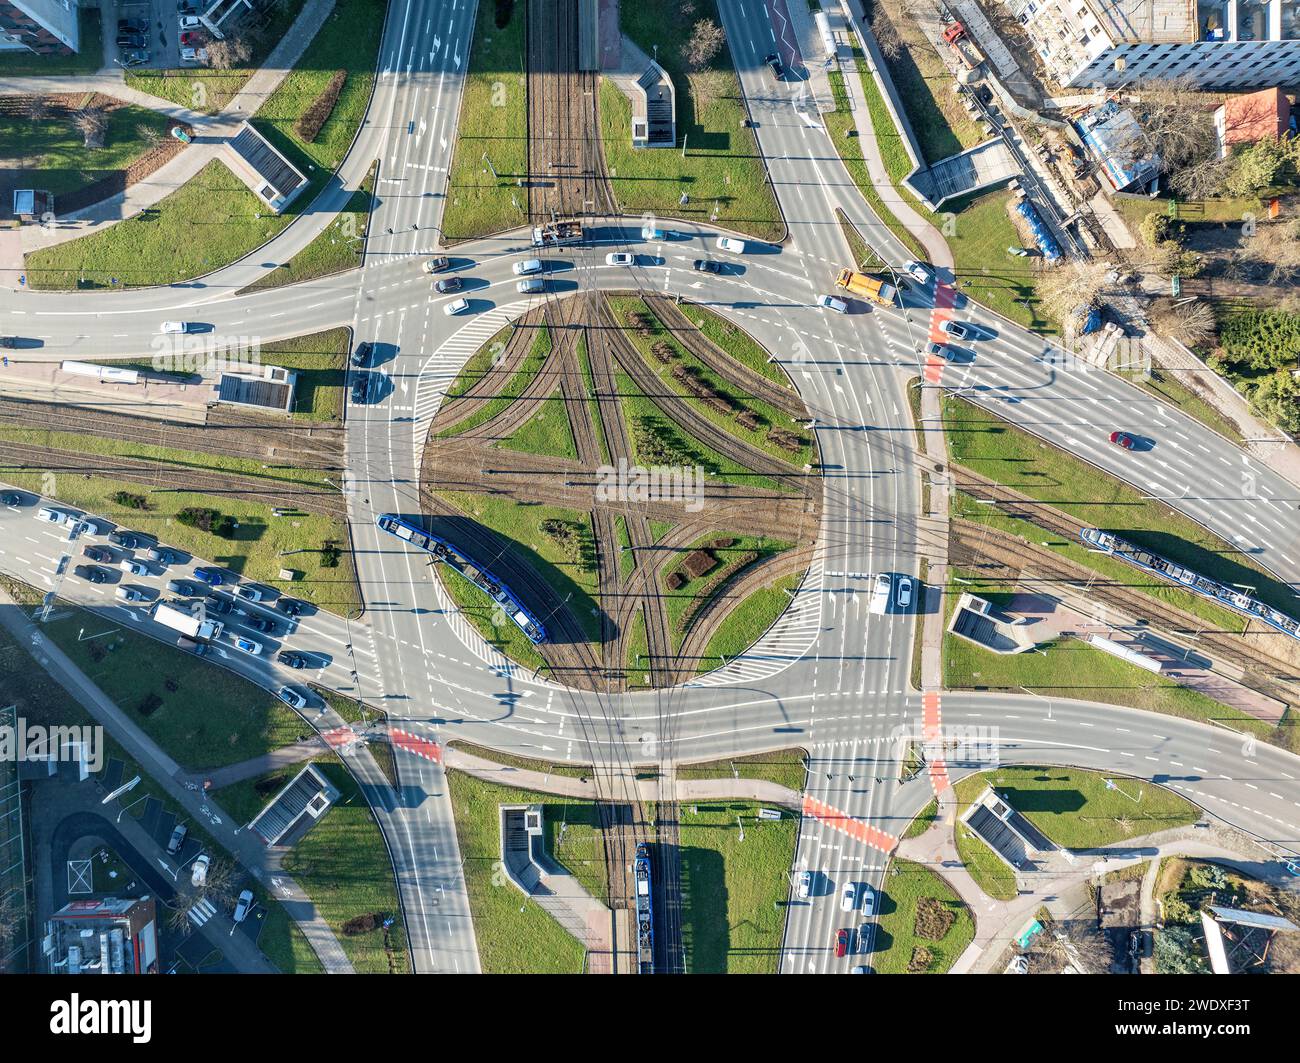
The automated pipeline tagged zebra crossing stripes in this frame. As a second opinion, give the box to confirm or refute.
[188,896,218,928]
[802,794,898,853]
[391,727,442,763]
[686,555,825,687]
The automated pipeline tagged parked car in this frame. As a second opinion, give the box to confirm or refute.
[166,823,188,856]
[74,565,109,584]
[443,297,470,316]
[178,14,202,30]
[422,256,451,274]
[120,49,150,67]
[193,567,224,586]
[692,258,720,273]
[146,546,175,565]
[841,882,857,912]
[835,928,850,958]
[278,686,307,709]
[606,252,635,266]
[179,46,207,64]
[116,33,146,48]
[83,545,113,563]
[37,507,70,525]
[277,651,307,669]
[109,530,144,549]
[434,276,463,294]
[233,636,262,655]
[190,853,210,887]
[115,586,147,604]
[167,579,200,596]
[817,294,849,314]
[716,236,746,254]
[120,558,148,577]
[118,17,148,33]
[233,890,254,923]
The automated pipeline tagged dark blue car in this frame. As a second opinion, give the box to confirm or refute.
[193,567,224,586]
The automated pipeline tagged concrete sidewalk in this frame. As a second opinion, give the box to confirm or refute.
[0,588,356,973]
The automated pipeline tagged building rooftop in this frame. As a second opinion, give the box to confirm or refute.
[1217,87,1291,152]
[45,896,159,974]
[1090,0,1196,43]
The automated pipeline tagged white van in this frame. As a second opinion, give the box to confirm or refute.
[159,321,189,334]
[868,572,891,615]
[715,236,746,254]
[513,258,543,276]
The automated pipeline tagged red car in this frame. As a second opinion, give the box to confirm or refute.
[1109,430,1137,450]
[83,545,112,563]
[835,928,850,958]
[179,30,201,46]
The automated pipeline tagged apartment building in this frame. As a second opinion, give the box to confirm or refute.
[1005,0,1300,88]
[0,0,79,55]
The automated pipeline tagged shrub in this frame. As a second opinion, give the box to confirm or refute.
[321,540,342,568]
[113,490,149,510]
[494,0,514,29]
[1139,211,1171,248]
[1217,307,1300,370]
[342,912,381,936]
[293,70,348,144]
[177,506,221,532]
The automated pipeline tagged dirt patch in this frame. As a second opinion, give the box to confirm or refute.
[915,895,958,941]
[907,945,935,972]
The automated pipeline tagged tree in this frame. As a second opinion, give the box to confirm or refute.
[1248,218,1300,288]
[1150,297,1217,349]
[205,34,252,71]
[687,68,730,113]
[682,18,725,73]
[71,105,107,148]
[872,10,903,61]
[1033,258,1110,326]
[1030,918,1112,974]
[22,94,49,122]
[1126,77,1231,199]
[1154,924,1209,974]
[1224,136,1289,197]
[1248,371,1300,434]
[1138,211,1171,249]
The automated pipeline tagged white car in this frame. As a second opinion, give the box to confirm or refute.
[233,889,254,923]
[605,252,634,266]
[860,884,877,916]
[942,319,972,340]
[443,297,470,316]
[234,636,263,655]
[190,853,210,887]
[422,256,451,274]
[278,686,307,709]
[869,572,890,615]
[115,586,147,603]
[516,278,545,294]
[513,258,543,276]
[179,46,208,64]
[797,870,812,899]
[895,576,914,610]
[178,15,202,30]
[235,585,264,602]
[715,236,746,254]
[641,226,665,241]
[120,558,148,576]
[841,882,857,912]
[817,294,849,314]
[36,507,70,525]
[159,321,189,334]
[905,261,933,285]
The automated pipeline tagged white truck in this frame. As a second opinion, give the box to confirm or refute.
[152,600,223,642]
[868,573,891,615]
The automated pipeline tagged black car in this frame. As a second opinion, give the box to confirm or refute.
[118,17,148,33]
[434,276,463,294]
[205,595,233,615]
[1,492,22,506]
[116,33,146,48]
[277,651,307,669]
[247,615,276,634]
[350,373,371,404]
[692,258,720,273]
[276,597,304,617]
[0,336,16,348]
[146,545,175,565]
[109,530,144,550]
[75,565,109,584]
[83,545,113,563]
[764,52,784,79]
[166,579,199,596]
[350,341,373,368]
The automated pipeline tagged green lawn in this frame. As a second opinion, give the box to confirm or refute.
[677,748,807,793]
[29,0,383,288]
[624,606,649,687]
[698,571,801,671]
[0,101,172,201]
[444,772,590,973]
[902,798,939,840]
[601,0,783,240]
[0,8,102,76]
[678,801,798,973]
[447,741,592,779]
[124,0,308,112]
[261,327,351,422]
[1111,193,1261,231]
[16,586,302,770]
[873,858,975,973]
[494,389,578,460]
[239,169,375,294]
[437,566,547,673]
[953,765,1199,849]
[441,0,528,241]
[1,475,359,614]
[942,568,1275,740]
[677,302,794,389]
[438,325,553,437]
[663,533,794,649]
[577,334,611,464]
[943,392,1300,622]
[438,490,602,643]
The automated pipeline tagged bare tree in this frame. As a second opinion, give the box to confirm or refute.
[1030,918,1112,973]
[205,34,252,71]
[1034,259,1111,326]
[22,94,50,122]
[682,18,725,73]
[71,105,107,148]
[688,68,730,113]
[872,11,903,61]
[1124,77,1231,199]
[1252,219,1300,287]
[1151,298,1216,348]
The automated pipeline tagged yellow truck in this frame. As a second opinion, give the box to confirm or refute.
[835,268,898,307]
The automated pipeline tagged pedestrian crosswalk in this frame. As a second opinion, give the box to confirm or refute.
[187,896,218,928]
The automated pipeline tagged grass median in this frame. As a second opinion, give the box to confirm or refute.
[873,858,975,973]
[697,571,801,673]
